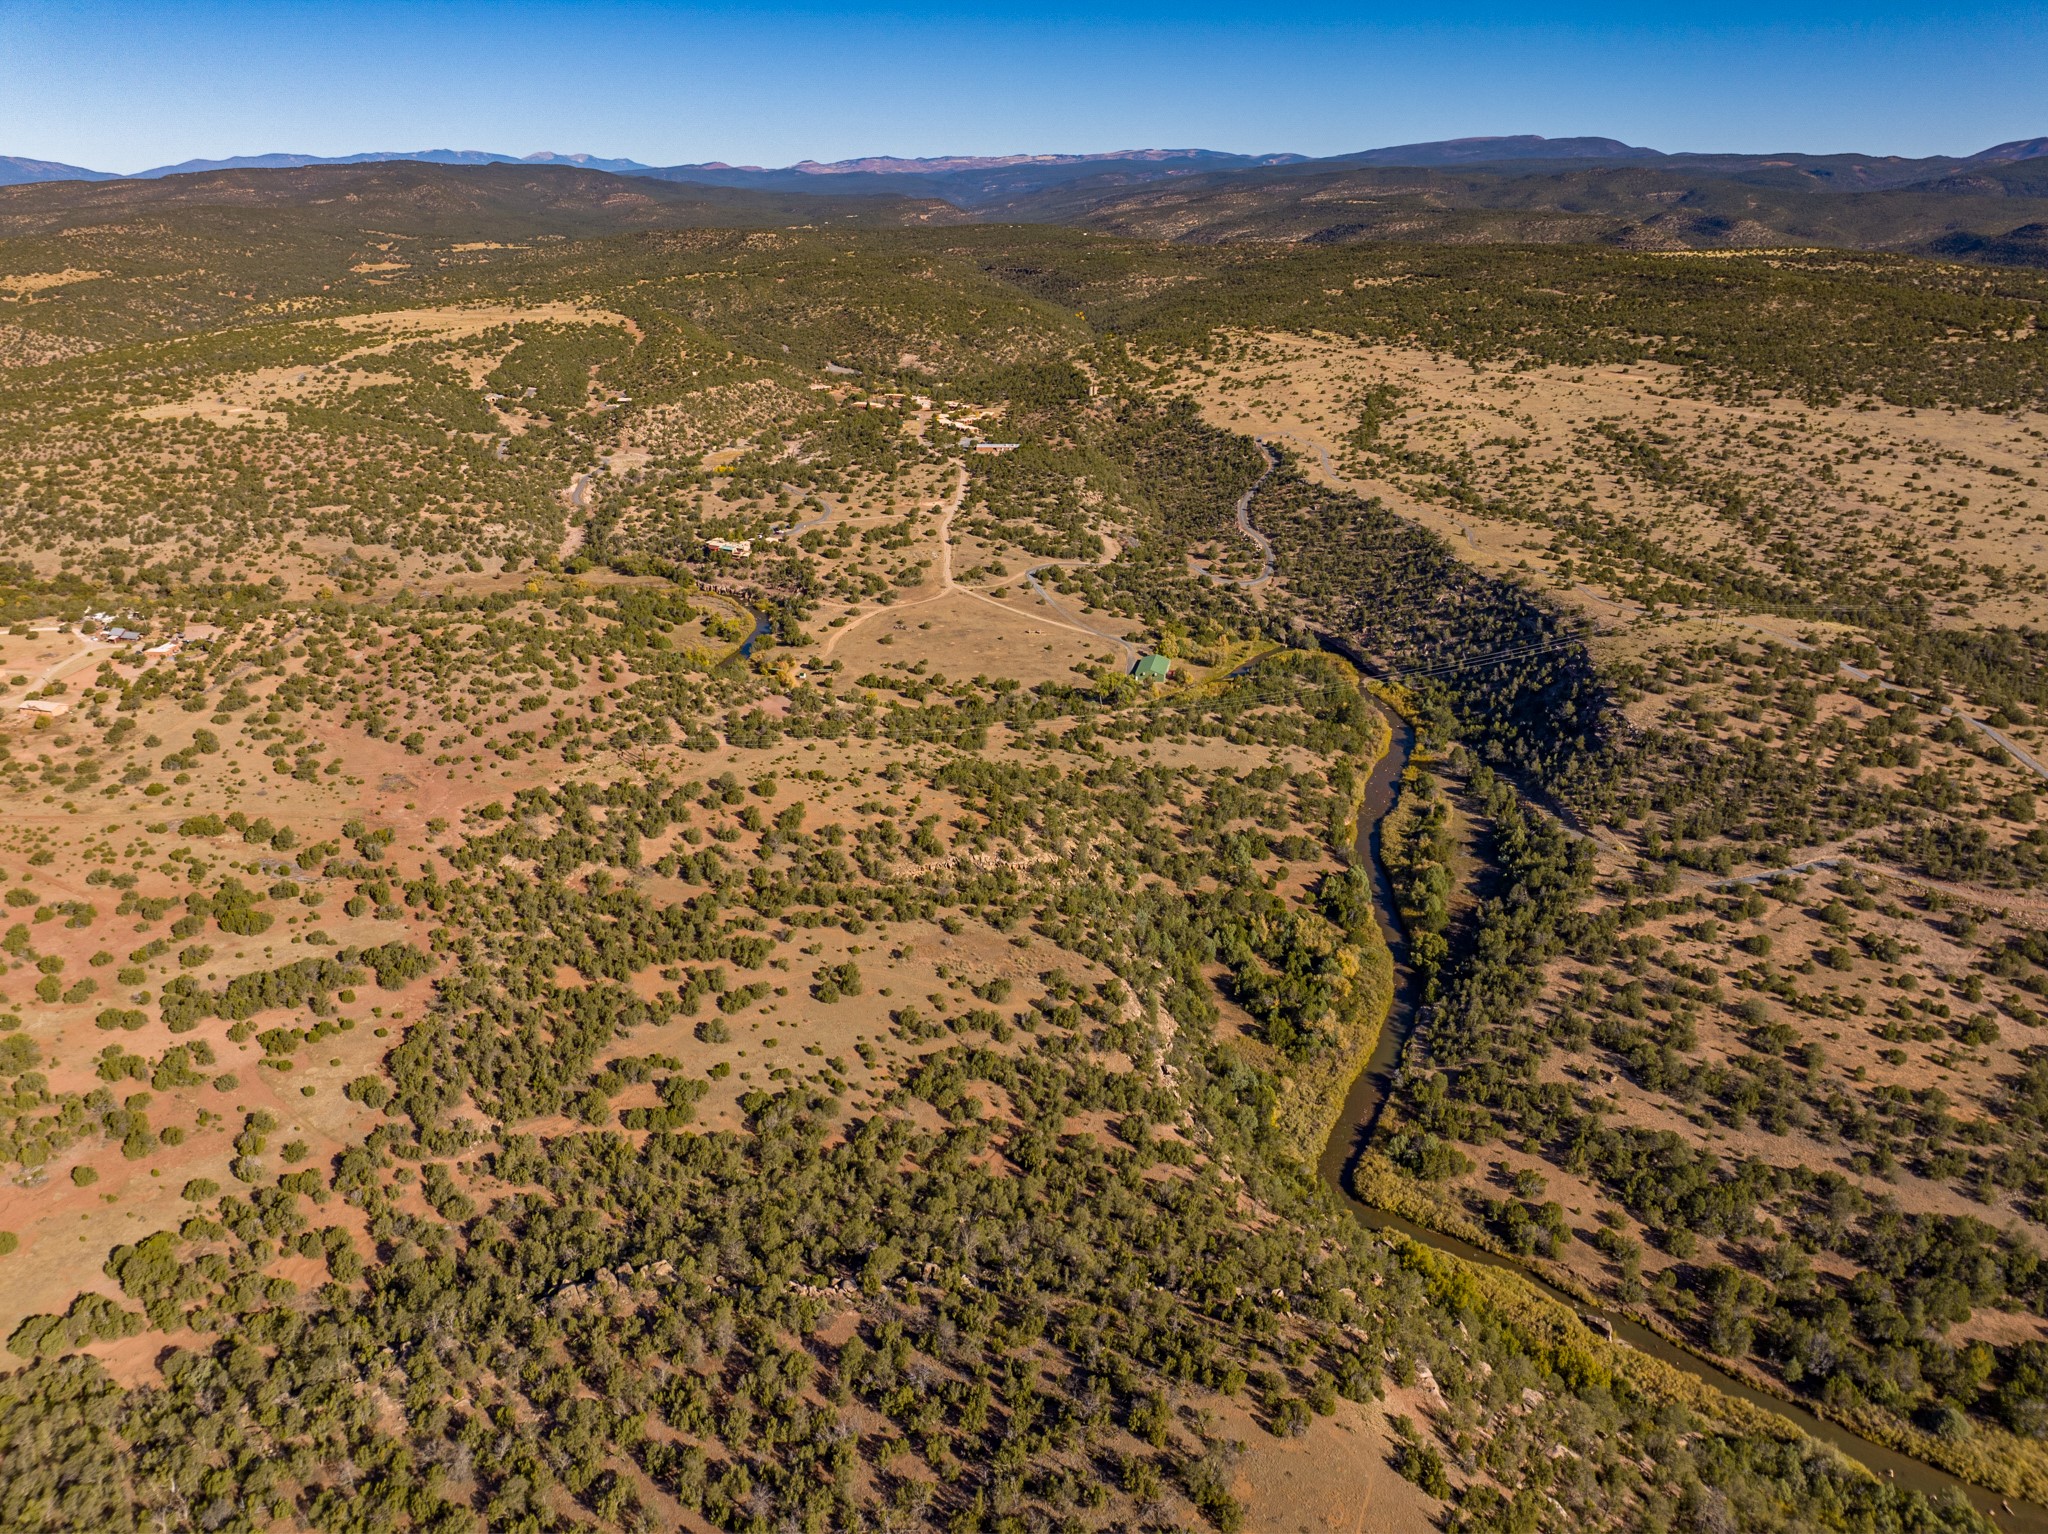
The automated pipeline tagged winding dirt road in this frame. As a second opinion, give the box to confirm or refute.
[1009,566,1138,668]
[1223,439,1278,588]
[817,463,968,659]
[817,461,1142,668]
[1,628,102,711]
[771,486,841,542]
[558,471,595,562]
[1267,426,2048,786]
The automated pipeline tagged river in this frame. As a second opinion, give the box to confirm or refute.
[1318,690,2048,1530]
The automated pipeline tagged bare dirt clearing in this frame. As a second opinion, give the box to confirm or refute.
[1175,331,2048,632]
[0,269,108,299]
[1228,1396,1441,1534]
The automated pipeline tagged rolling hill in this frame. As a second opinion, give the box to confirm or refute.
[995,158,2048,262]
[4,135,2048,264]
[0,159,954,241]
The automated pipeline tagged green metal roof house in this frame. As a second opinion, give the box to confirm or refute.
[1133,653,1172,681]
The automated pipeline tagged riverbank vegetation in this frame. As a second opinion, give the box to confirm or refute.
[1166,307,2048,1498]
[0,193,2042,1528]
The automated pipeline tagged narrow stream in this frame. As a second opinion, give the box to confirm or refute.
[1318,691,2048,1530]
[712,606,771,667]
[738,609,771,658]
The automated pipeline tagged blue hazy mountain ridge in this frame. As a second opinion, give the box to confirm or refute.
[5,135,2046,193]
[594,137,2048,204]
[0,149,658,186]
[0,154,121,187]
[0,160,957,244]
[626,148,1308,205]
[1326,134,1661,164]
[129,149,661,179]
[5,136,2048,264]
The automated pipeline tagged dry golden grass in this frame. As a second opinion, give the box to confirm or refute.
[0,270,108,298]
[1174,330,2048,633]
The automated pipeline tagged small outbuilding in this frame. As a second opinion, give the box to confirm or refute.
[1133,654,1172,682]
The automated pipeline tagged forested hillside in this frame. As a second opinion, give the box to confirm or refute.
[0,179,2042,1532]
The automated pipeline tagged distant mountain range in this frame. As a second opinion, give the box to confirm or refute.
[6,135,2044,193]
[0,160,947,243]
[0,148,660,186]
[5,135,2048,266]
[0,153,115,185]
[710,149,1307,176]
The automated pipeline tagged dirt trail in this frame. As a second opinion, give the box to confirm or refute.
[818,463,967,658]
[963,489,1144,666]
[818,464,1137,665]
[996,503,1148,666]
[1,629,102,710]
[1009,567,1138,668]
[1226,439,1278,587]
[772,486,840,542]
[1789,645,2048,786]
[558,471,595,561]
[1270,424,2048,786]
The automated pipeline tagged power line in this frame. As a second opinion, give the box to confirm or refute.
[1388,633,1591,681]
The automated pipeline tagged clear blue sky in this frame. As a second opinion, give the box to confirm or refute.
[3,0,2043,172]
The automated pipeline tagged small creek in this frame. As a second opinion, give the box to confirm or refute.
[1319,690,2048,1530]
[737,609,771,659]
[709,605,772,669]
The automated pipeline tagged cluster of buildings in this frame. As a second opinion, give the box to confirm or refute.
[12,619,225,722]
[81,615,223,657]
[83,612,143,644]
